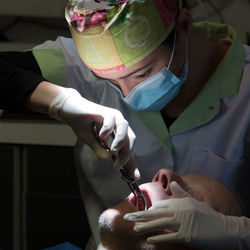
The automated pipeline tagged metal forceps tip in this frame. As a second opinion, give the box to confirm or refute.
[92,122,147,211]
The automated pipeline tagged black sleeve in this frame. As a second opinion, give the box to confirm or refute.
[0,51,47,111]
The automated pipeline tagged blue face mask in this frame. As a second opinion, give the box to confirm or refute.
[110,31,189,112]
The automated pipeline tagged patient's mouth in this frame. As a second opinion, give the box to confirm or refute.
[129,190,152,211]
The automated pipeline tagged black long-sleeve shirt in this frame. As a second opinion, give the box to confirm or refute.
[0,51,46,111]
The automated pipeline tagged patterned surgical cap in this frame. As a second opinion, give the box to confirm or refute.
[66,0,182,72]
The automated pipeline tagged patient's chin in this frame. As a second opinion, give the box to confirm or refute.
[99,208,121,233]
[99,201,153,250]
[99,200,136,233]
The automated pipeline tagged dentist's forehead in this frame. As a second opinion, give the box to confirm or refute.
[93,45,167,80]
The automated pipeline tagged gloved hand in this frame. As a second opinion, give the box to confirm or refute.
[48,87,138,177]
[124,181,250,249]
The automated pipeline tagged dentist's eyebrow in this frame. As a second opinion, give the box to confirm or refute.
[119,63,151,79]
[92,62,152,81]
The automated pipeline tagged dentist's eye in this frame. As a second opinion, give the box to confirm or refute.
[136,70,151,79]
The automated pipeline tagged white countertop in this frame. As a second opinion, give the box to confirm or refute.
[0,111,77,146]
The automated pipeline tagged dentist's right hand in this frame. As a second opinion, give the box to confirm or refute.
[48,87,139,178]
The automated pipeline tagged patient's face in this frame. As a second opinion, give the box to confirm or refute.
[98,169,242,250]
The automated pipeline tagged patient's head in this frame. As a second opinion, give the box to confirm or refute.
[98,169,242,250]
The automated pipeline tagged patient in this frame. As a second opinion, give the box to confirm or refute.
[98,169,242,250]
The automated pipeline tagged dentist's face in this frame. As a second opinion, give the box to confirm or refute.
[98,169,242,250]
[93,44,177,97]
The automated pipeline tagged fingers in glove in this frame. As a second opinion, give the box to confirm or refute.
[134,217,180,233]
[99,115,115,140]
[110,115,136,151]
[112,127,136,168]
[127,127,136,151]
[110,121,129,153]
[149,200,174,210]
[112,140,129,170]
[170,181,192,198]
[90,121,113,160]
[124,207,174,222]
[89,138,112,160]
[147,231,180,244]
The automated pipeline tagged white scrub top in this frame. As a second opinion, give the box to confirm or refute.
[33,22,250,246]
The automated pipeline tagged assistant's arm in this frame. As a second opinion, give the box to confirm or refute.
[0,51,47,111]
[0,51,65,113]
[0,50,138,174]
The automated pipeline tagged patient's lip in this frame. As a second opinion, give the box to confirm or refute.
[128,189,152,211]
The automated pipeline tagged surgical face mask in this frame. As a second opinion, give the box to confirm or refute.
[109,30,189,112]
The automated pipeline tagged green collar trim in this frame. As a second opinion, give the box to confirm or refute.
[133,22,245,148]
[192,22,245,97]
[170,22,245,135]
[133,111,172,150]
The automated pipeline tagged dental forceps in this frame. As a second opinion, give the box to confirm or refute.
[92,122,147,211]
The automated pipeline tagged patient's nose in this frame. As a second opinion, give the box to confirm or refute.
[152,169,174,196]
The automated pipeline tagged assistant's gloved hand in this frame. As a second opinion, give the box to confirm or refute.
[124,181,250,249]
[48,87,138,177]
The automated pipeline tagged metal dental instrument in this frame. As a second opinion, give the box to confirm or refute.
[119,165,148,211]
[92,122,147,211]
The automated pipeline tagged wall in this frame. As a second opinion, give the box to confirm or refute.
[188,0,250,44]
[0,1,89,249]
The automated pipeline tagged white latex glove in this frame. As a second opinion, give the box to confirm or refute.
[48,88,138,177]
[124,181,250,249]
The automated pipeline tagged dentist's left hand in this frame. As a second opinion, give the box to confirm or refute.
[124,181,250,249]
